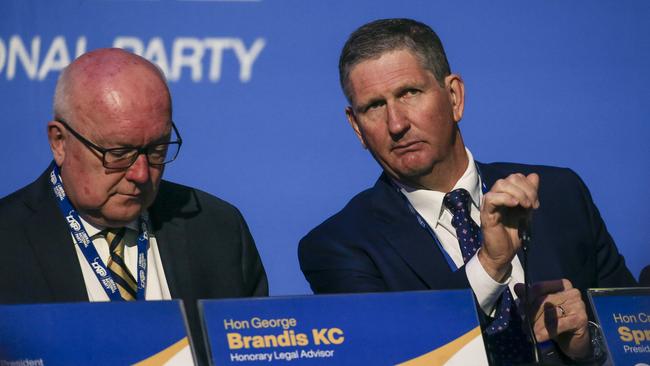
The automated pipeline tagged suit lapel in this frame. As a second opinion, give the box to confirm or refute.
[25,169,88,302]
[369,175,458,288]
[149,181,194,300]
[152,217,192,299]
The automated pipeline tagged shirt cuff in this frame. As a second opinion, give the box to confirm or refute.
[466,249,511,315]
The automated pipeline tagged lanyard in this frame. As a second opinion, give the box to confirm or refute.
[393,162,488,271]
[49,162,148,300]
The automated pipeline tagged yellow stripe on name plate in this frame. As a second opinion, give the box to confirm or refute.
[132,337,193,366]
[397,326,488,366]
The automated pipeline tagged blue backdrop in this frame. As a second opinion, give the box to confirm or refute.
[1,0,648,295]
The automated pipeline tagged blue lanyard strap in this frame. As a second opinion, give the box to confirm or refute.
[392,162,489,271]
[49,162,148,300]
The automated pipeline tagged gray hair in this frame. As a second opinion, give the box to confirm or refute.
[339,18,451,103]
[52,66,72,121]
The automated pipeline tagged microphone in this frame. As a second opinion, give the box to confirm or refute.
[518,217,532,244]
[640,265,650,286]
[519,218,541,363]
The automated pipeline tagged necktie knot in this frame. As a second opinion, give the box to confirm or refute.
[102,227,127,254]
[443,188,472,224]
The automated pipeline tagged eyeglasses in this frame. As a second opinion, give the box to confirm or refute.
[56,119,183,169]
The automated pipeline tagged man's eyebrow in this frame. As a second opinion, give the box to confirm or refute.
[355,96,385,112]
[107,131,172,149]
[152,131,173,143]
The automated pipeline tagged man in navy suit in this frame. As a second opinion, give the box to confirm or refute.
[299,18,636,364]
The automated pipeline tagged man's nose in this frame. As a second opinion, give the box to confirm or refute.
[386,102,410,138]
[125,154,150,183]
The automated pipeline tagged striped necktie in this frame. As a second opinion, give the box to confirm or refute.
[103,228,137,301]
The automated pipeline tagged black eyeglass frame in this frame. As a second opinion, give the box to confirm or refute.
[55,118,183,169]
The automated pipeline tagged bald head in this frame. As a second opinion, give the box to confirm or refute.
[53,48,171,129]
[48,48,175,227]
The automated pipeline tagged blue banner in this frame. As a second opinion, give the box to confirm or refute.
[0,300,193,365]
[0,1,648,295]
[200,290,487,365]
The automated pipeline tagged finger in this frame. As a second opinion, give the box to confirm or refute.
[526,173,540,208]
[515,279,577,320]
[482,191,520,214]
[531,286,581,312]
[534,309,583,340]
[531,294,586,334]
[534,310,588,342]
[490,175,537,209]
[497,173,538,207]
[526,278,574,301]
[530,288,582,322]
[533,299,572,323]
[505,173,538,207]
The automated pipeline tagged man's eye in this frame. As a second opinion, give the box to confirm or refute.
[365,101,385,112]
[148,145,169,159]
[404,89,420,97]
[108,149,136,160]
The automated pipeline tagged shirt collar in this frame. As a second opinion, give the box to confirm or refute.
[395,148,482,226]
[79,214,143,238]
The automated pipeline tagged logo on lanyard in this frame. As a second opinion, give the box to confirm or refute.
[90,257,108,276]
[48,162,149,301]
[65,214,82,231]
[74,232,91,247]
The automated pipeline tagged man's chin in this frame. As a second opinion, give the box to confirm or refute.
[386,165,437,188]
[85,205,145,228]
[395,165,434,181]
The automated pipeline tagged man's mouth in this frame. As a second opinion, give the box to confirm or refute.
[392,141,423,154]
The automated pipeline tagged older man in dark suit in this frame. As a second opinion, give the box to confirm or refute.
[0,48,267,365]
[299,18,636,365]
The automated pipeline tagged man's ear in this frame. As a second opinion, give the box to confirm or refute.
[345,106,367,149]
[445,74,465,123]
[47,120,67,166]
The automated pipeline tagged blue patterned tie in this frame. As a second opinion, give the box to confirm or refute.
[444,189,533,365]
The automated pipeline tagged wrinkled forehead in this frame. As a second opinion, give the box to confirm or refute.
[346,49,432,99]
[344,47,432,99]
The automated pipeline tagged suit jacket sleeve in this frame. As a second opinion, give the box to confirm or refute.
[299,233,389,294]
[572,170,637,287]
[236,207,268,296]
[299,178,471,295]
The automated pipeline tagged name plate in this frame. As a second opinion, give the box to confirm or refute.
[200,289,487,365]
[0,300,194,365]
[588,288,650,365]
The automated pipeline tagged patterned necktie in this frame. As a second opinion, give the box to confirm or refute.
[443,188,533,365]
[103,228,137,301]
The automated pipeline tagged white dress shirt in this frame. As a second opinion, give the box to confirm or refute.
[73,213,172,301]
[396,149,525,315]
